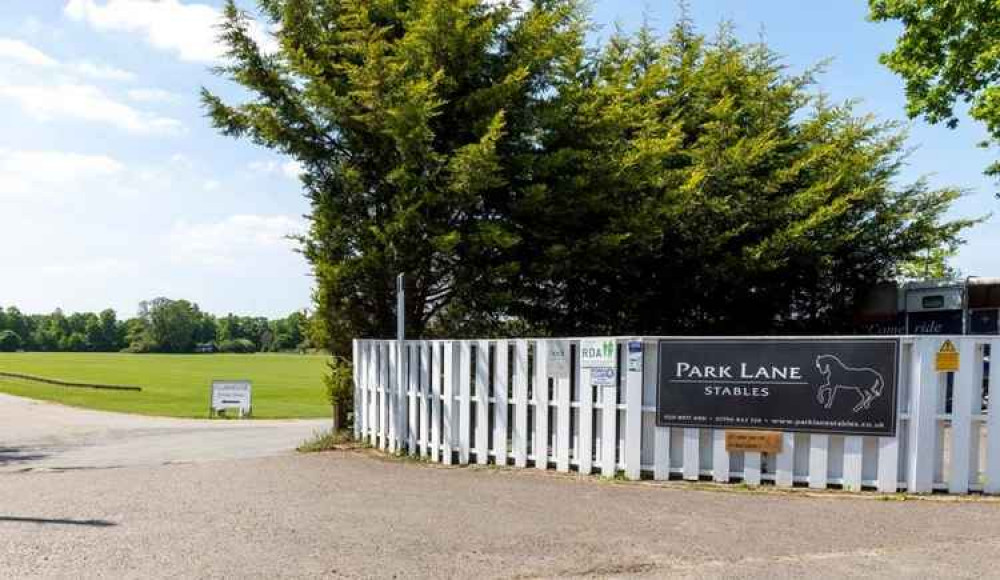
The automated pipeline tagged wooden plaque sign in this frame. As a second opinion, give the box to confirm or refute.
[725,430,783,454]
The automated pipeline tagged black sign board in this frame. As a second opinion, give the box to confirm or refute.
[907,310,963,334]
[657,339,899,436]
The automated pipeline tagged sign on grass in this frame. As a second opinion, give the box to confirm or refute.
[211,380,252,417]
[657,338,899,436]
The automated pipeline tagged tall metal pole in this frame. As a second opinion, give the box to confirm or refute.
[396,273,405,451]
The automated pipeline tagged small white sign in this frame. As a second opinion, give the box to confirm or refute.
[547,341,570,378]
[211,380,252,417]
[580,339,616,369]
[627,341,642,373]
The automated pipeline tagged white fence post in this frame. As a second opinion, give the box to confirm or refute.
[648,341,670,481]
[380,342,389,451]
[513,340,529,468]
[475,340,489,465]
[624,340,643,480]
[352,340,360,439]
[419,342,430,458]
[908,338,939,493]
[535,340,550,470]
[408,343,418,455]
[494,340,509,466]
[458,341,472,465]
[431,343,442,462]
[775,433,794,487]
[808,435,829,489]
[578,348,594,475]
[441,341,455,465]
[555,341,571,472]
[843,436,864,491]
[948,340,977,493]
[987,339,1000,494]
[600,344,617,477]
[682,429,699,481]
[712,430,729,483]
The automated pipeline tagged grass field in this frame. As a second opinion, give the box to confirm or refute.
[0,352,331,418]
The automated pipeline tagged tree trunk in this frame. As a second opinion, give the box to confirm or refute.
[331,402,341,433]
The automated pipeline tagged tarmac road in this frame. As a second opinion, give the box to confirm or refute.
[0,393,330,472]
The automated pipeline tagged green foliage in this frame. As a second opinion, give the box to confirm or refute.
[0,330,21,352]
[297,428,356,452]
[870,0,1000,183]
[206,1,975,344]
[217,338,257,353]
[323,355,354,429]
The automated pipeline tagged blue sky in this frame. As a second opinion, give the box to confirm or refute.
[0,1,996,318]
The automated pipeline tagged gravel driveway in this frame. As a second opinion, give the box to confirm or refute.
[2,394,1000,578]
[1,449,999,578]
[0,393,329,472]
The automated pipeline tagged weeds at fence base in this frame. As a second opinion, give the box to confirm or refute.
[297,429,365,453]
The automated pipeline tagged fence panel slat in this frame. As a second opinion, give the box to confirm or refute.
[987,339,1000,494]
[776,432,795,487]
[578,359,594,475]
[476,340,489,465]
[535,340,550,470]
[949,340,978,494]
[377,343,386,448]
[600,364,616,477]
[395,344,404,453]
[356,342,366,439]
[351,339,364,439]
[419,343,430,458]
[408,344,418,455]
[494,340,509,467]
[744,452,761,485]
[556,362,571,472]
[646,342,670,480]
[458,341,472,465]
[624,341,643,480]
[386,343,394,451]
[808,434,829,489]
[683,428,699,481]
[431,343,442,462]
[843,436,864,491]
[513,340,529,468]
[442,342,455,465]
[908,339,938,493]
[367,343,376,444]
[712,430,729,483]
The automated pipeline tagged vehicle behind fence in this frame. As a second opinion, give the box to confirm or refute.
[352,336,999,494]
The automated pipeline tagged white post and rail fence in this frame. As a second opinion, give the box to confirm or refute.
[351,336,999,495]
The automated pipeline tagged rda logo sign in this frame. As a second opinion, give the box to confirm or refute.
[657,339,899,436]
[580,339,617,386]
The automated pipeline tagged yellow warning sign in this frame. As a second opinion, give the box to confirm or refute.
[935,340,959,373]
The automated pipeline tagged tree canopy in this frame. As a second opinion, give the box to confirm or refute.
[205,0,975,352]
[870,0,1000,184]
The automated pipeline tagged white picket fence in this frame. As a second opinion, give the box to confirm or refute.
[351,336,1000,494]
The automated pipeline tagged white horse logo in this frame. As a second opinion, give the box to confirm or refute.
[815,355,885,413]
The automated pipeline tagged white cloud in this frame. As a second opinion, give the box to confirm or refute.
[0,37,58,67]
[0,149,125,199]
[128,87,180,103]
[249,159,304,181]
[166,214,305,267]
[0,83,184,135]
[282,160,303,180]
[71,60,135,81]
[0,37,133,82]
[65,0,278,64]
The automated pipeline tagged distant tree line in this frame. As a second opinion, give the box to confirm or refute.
[0,298,318,354]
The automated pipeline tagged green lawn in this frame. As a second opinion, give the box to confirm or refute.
[0,352,331,418]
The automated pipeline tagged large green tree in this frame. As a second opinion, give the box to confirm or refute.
[206,1,974,347]
[870,0,1000,185]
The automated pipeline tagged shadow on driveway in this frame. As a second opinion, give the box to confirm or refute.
[0,447,48,467]
[0,516,116,527]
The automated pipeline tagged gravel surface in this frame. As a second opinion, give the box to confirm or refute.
[2,450,999,579]
[0,393,330,472]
